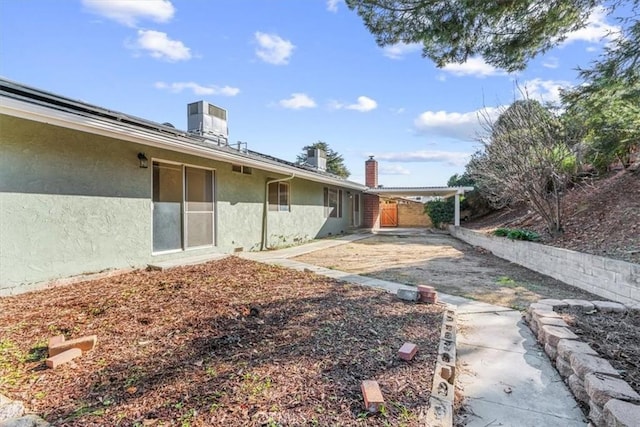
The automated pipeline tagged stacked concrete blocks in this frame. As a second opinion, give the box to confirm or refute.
[526,299,640,427]
[426,304,457,427]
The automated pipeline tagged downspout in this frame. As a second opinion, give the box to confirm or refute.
[261,174,295,250]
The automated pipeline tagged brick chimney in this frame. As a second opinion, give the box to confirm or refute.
[363,156,380,229]
[365,156,378,188]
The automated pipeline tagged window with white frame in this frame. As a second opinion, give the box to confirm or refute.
[268,181,290,211]
[324,187,343,218]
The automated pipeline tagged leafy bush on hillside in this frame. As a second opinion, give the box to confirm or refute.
[493,228,540,242]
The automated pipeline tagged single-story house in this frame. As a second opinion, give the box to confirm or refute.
[0,78,368,295]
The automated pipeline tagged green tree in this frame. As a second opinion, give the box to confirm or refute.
[561,20,640,172]
[346,1,638,72]
[296,141,351,178]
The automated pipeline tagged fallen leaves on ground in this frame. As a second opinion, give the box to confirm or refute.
[0,257,444,426]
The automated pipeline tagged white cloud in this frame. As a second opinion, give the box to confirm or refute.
[279,93,316,109]
[155,81,239,96]
[375,151,472,167]
[132,30,191,61]
[255,32,295,65]
[379,164,411,175]
[542,57,559,69]
[347,96,378,112]
[327,0,342,13]
[82,0,175,27]
[382,42,421,59]
[442,57,506,78]
[563,6,620,45]
[331,96,378,112]
[520,79,572,104]
[414,107,501,140]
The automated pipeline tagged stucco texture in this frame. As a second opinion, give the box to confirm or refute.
[1,115,360,293]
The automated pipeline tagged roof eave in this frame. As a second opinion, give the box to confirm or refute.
[0,95,366,191]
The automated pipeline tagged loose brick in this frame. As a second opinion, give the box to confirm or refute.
[48,335,65,349]
[585,373,640,408]
[557,339,598,362]
[417,285,435,293]
[398,342,418,361]
[571,353,620,381]
[440,365,453,381]
[49,335,97,357]
[396,289,419,302]
[46,348,82,369]
[361,380,384,413]
[542,325,578,347]
[592,301,627,313]
[603,399,640,427]
[568,374,590,404]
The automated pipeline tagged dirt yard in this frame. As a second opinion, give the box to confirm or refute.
[295,230,600,310]
[0,257,444,426]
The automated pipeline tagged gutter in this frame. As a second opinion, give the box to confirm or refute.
[261,174,296,251]
[0,95,367,192]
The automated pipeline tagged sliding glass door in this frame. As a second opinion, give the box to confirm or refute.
[152,161,215,253]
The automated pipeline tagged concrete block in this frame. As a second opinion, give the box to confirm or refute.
[46,348,82,369]
[536,316,569,329]
[571,353,620,381]
[544,343,557,360]
[432,377,455,401]
[425,396,453,427]
[527,302,555,314]
[396,288,419,302]
[557,339,598,362]
[556,356,574,378]
[0,414,50,427]
[398,342,418,361]
[563,299,596,312]
[361,380,384,413]
[603,399,640,427]
[589,400,606,427]
[0,401,24,420]
[542,325,578,347]
[537,299,569,310]
[438,339,455,366]
[568,374,590,404]
[592,301,627,313]
[585,373,640,408]
[48,335,97,357]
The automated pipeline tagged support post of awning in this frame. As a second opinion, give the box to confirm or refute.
[454,193,461,227]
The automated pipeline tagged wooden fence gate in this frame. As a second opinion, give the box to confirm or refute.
[380,202,398,227]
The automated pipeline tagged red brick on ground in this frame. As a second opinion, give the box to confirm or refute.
[49,335,97,357]
[361,380,385,413]
[46,348,82,369]
[398,342,418,361]
[48,335,64,349]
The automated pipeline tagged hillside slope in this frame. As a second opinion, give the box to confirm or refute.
[466,168,640,264]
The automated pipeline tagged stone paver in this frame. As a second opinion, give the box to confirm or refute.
[585,373,640,408]
[563,299,596,312]
[603,399,640,427]
[592,301,627,313]
[557,339,599,361]
[570,353,620,381]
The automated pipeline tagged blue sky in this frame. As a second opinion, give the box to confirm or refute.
[0,0,623,186]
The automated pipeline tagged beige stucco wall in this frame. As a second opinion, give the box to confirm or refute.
[0,115,361,294]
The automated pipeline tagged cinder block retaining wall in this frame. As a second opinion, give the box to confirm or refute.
[449,226,640,308]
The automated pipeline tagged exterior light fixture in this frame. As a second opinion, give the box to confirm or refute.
[137,152,149,168]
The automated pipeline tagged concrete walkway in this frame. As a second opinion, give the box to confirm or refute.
[238,231,588,427]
